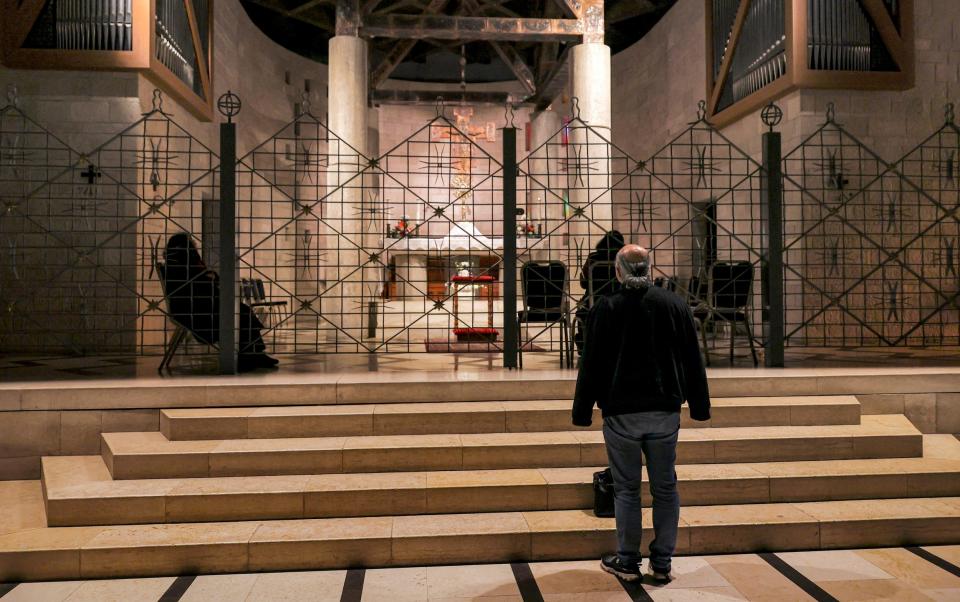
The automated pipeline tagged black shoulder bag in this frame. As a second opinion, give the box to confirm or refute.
[593,468,615,517]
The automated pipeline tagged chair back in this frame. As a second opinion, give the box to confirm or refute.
[521,261,567,312]
[240,278,255,303]
[254,279,268,302]
[586,260,619,307]
[710,261,753,310]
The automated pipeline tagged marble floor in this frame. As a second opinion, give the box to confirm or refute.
[0,546,957,601]
[1,346,960,383]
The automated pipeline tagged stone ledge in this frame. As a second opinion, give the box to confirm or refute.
[1,368,959,411]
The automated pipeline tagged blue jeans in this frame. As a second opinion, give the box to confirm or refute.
[602,411,680,572]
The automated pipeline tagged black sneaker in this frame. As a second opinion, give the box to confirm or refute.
[601,554,641,582]
[646,566,675,583]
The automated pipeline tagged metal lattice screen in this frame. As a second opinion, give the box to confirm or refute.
[783,105,960,347]
[516,102,766,364]
[0,91,218,356]
[4,84,959,363]
[235,104,504,354]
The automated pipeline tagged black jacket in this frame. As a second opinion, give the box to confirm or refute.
[572,285,710,426]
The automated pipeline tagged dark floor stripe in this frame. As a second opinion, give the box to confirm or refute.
[158,576,196,602]
[617,577,655,602]
[758,553,838,602]
[510,562,544,602]
[904,546,960,578]
[0,583,19,599]
[339,568,366,602]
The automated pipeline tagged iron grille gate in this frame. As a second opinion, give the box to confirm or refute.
[516,103,767,365]
[3,84,957,365]
[0,89,218,357]
[782,105,960,347]
[235,103,505,354]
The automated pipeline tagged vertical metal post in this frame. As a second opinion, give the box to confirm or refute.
[502,127,518,368]
[219,119,237,374]
[761,126,784,367]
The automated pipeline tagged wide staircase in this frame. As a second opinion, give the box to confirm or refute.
[9,387,960,579]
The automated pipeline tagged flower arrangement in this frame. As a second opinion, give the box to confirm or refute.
[387,216,416,238]
[517,222,543,238]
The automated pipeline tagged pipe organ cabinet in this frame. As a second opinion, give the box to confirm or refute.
[1,0,214,119]
[706,0,914,126]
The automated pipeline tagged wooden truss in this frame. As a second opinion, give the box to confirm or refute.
[0,0,215,120]
[247,0,607,106]
[706,0,914,128]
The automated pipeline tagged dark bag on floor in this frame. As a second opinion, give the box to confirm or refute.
[593,468,615,518]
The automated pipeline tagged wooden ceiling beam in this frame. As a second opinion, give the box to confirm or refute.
[360,15,583,42]
[531,43,571,110]
[534,0,561,89]
[336,0,361,35]
[363,0,386,13]
[371,89,522,105]
[581,0,604,44]
[461,0,536,97]
[553,0,583,18]
[369,0,450,88]
[244,0,333,31]
[290,0,332,16]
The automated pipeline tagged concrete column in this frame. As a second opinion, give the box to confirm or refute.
[571,43,611,134]
[327,35,368,344]
[526,109,563,263]
[569,42,613,293]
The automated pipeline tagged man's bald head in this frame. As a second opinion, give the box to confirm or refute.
[616,244,652,288]
[619,245,648,263]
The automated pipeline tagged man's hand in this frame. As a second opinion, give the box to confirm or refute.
[690,408,711,422]
[572,402,593,428]
[572,415,592,428]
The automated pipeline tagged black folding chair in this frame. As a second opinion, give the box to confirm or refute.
[586,260,620,306]
[518,260,572,368]
[699,261,758,366]
[155,261,216,372]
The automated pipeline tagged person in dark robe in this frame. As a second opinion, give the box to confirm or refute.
[574,230,626,354]
[162,233,278,371]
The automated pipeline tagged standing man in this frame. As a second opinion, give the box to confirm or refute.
[572,245,710,582]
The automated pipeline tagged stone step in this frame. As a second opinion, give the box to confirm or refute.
[41,452,960,526]
[9,368,959,411]
[101,415,921,480]
[159,396,862,440]
[3,497,959,581]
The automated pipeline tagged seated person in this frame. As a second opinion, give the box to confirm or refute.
[163,233,278,372]
[574,230,625,353]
